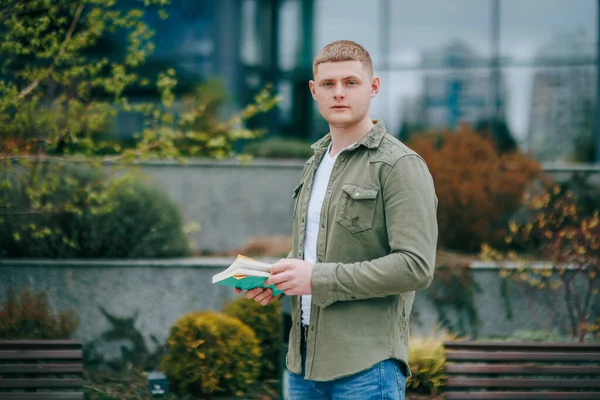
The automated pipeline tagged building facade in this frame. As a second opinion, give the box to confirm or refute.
[119,0,599,163]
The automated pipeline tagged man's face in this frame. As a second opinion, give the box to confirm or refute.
[309,60,379,128]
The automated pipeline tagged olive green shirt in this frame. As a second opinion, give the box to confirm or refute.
[286,120,438,381]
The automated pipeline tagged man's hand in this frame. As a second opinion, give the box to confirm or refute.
[265,258,313,296]
[234,287,282,305]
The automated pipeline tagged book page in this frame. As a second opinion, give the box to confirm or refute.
[232,255,271,273]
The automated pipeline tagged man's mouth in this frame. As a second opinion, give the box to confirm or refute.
[331,105,349,109]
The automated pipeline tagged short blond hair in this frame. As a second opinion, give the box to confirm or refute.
[313,40,373,77]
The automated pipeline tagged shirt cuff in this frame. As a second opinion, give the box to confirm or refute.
[311,262,337,308]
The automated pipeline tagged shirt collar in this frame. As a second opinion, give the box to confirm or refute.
[311,120,387,151]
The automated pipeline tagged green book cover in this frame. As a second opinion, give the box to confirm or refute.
[217,275,284,296]
[212,255,284,296]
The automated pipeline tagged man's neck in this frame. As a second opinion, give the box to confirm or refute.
[328,117,375,157]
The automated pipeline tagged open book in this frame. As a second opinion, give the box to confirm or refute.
[212,255,284,296]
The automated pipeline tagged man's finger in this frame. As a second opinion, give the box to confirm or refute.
[234,288,242,295]
[260,293,273,305]
[244,287,264,299]
[270,261,292,274]
[275,281,294,292]
[265,272,291,286]
[254,288,272,303]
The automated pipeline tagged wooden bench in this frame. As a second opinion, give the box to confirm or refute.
[443,341,600,400]
[0,340,84,400]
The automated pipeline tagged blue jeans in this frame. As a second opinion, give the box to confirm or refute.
[287,335,406,400]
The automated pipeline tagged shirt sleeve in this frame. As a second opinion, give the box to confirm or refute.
[311,154,438,308]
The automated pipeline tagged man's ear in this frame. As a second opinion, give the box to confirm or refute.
[309,80,317,100]
[371,76,380,98]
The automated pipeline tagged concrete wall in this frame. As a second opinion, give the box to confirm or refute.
[134,160,600,254]
[135,159,304,254]
[0,259,585,361]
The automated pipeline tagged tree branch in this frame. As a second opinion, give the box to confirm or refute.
[17,4,84,100]
[579,273,597,341]
[562,275,579,337]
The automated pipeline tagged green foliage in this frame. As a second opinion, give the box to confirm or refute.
[223,297,282,379]
[0,163,189,258]
[161,311,261,397]
[407,330,455,396]
[0,285,78,339]
[0,0,170,148]
[0,0,279,255]
[482,183,600,341]
[243,137,314,159]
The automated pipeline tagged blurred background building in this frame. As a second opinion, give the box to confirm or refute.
[109,0,599,163]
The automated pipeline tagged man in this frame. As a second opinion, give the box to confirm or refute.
[235,40,438,399]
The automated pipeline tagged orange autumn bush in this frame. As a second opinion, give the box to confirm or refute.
[407,125,542,252]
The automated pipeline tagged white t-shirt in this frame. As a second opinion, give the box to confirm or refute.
[302,142,352,326]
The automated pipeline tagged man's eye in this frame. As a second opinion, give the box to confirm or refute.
[347,81,357,86]
[323,82,333,87]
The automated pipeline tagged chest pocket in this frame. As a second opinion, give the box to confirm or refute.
[336,183,379,233]
[292,182,303,219]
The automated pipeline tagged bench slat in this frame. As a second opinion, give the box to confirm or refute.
[445,392,600,400]
[0,351,82,361]
[0,341,82,350]
[446,377,600,389]
[445,350,600,362]
[0,379,83,389]
[0,364,84,374]
[444,341,600,352]
[445,364,600,375]
[0,394,83,400]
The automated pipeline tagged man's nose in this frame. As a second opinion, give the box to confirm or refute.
[333,83,346,99]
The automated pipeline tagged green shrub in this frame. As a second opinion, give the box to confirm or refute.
[223,297,282,379]
[161,311,261,397]
[0,163,190,258]
[244,137,314,159]
[74,177,191,258]
[407,330,455,396]
[0,285,78,339]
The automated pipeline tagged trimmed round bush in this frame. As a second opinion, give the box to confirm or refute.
[224,297,282,379]
[0,162,190,258]
[161,311,261,397]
